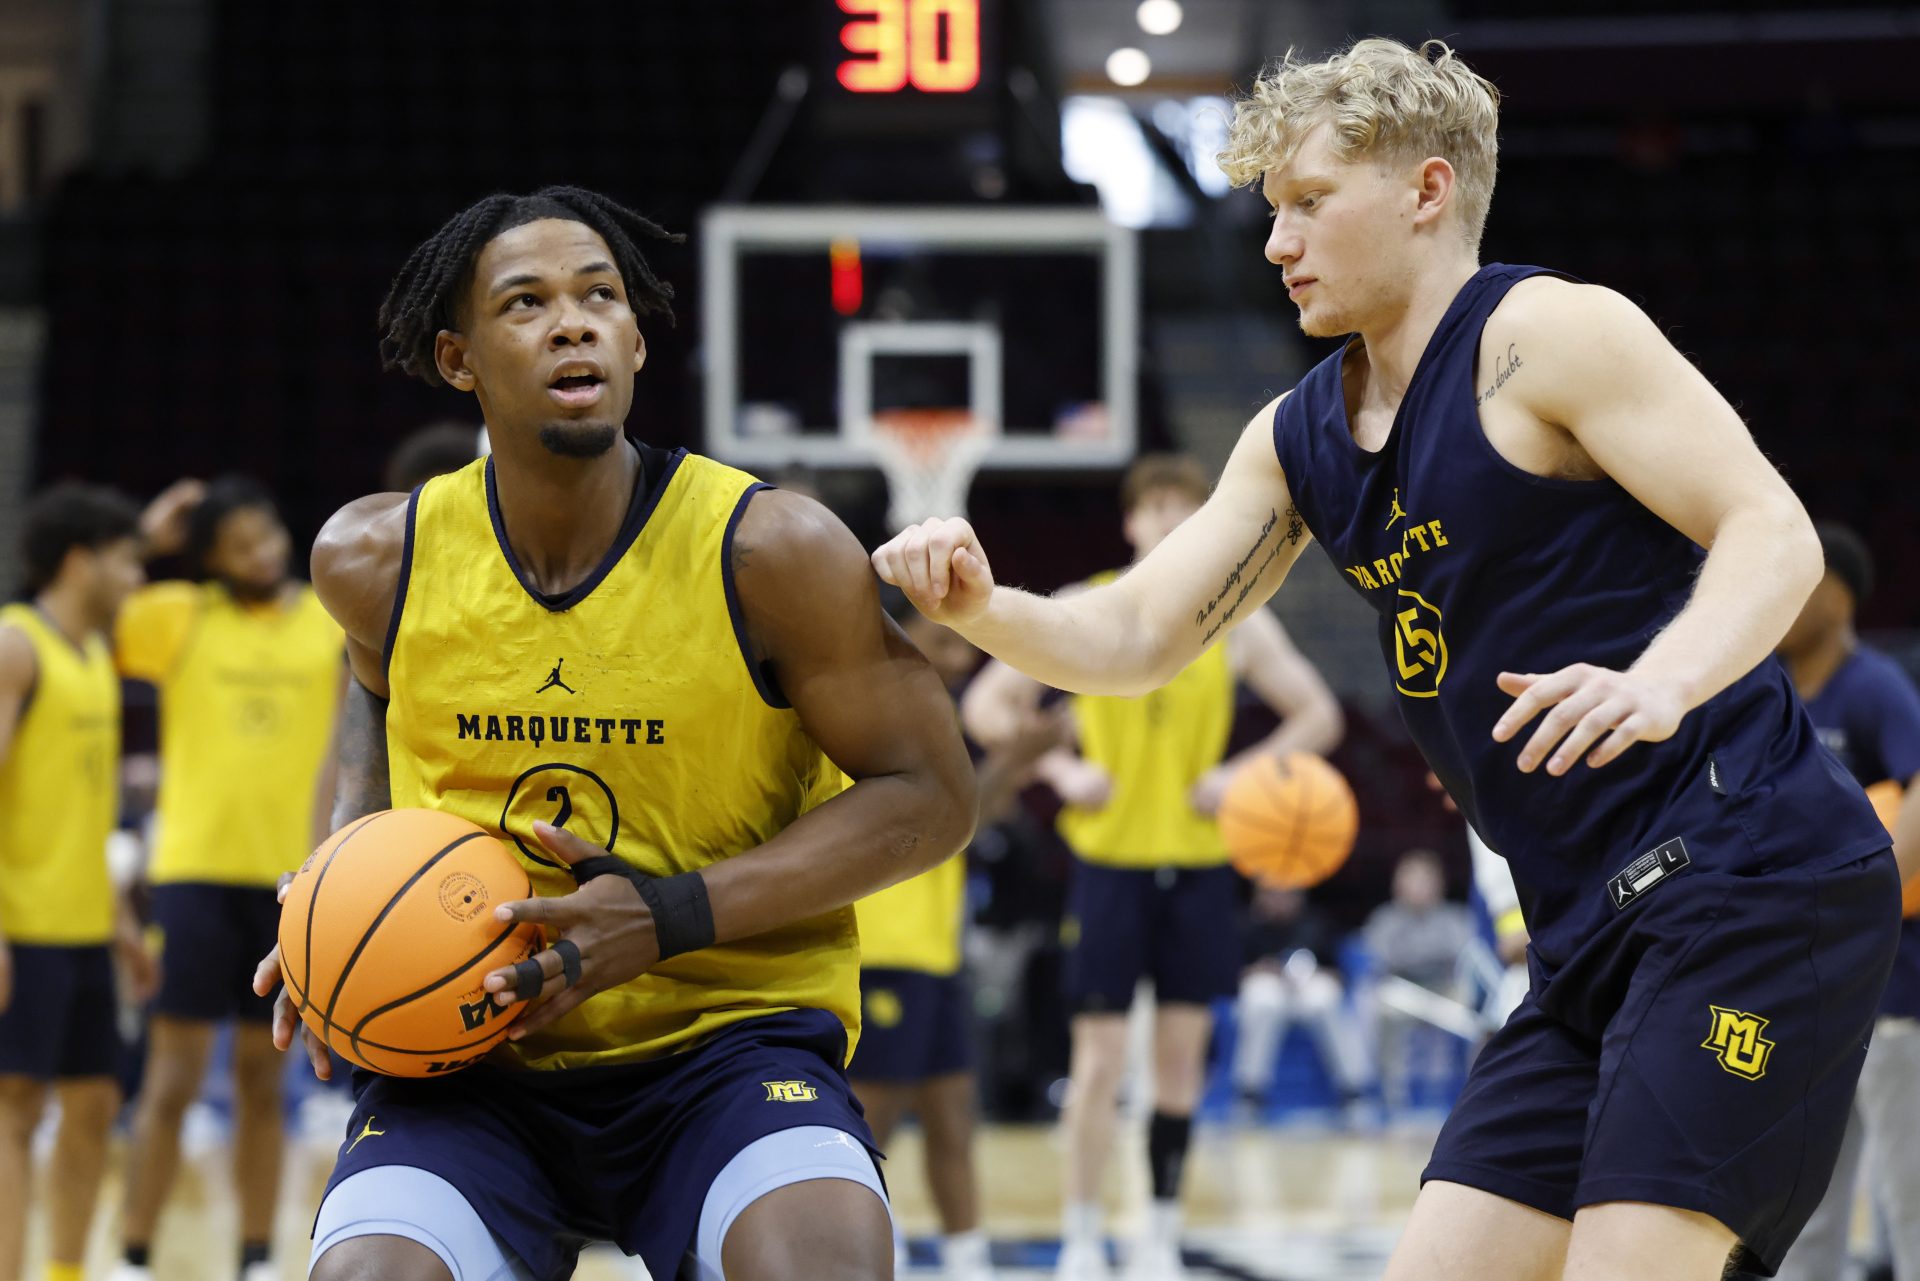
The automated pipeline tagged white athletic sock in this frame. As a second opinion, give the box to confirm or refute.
[945,1230,989,1268]
[1146,1198,1181,1242]
[1063,1201,1103,1245]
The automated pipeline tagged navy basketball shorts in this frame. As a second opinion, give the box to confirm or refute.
[149,882,280,1023]
[1062,859,1243,1014]
[0,943,119,1079]
[1424,849,1901,1277]
[851,968,973,1082]
[313,1008,882,1281]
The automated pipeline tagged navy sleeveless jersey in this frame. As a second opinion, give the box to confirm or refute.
[1271,263,1889,975]
[1804,644,1920,1018]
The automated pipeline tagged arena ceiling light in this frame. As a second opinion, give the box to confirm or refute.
[1136,0,1183,36]
[1106,47,1151,86]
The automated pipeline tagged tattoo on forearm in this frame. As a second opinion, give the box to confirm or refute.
[1476,343,1523,406]
[331,681,391,831]
[1195,507,1298,644]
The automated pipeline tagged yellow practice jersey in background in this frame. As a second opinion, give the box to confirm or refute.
[384,451,857,1071]
[856,853,965,976]
[117,582,343,886]
[1059,570,1234,868]
[0,605,119,944]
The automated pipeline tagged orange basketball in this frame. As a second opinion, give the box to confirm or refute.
[1218,752,1359,888]
[278,808,540,1077]
[1864,781,1918,918]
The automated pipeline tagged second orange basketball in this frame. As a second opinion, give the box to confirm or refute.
[1219,752,1360,889]
[277,808,541,1077]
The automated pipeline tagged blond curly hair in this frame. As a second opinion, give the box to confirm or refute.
[1218,38,1501,248]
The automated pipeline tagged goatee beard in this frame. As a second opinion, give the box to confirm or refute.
[538,422,621,459]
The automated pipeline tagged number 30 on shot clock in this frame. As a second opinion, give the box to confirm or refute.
[837,0,982,94]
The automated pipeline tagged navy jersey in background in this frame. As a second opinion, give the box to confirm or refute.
[1804,644,1920,1017]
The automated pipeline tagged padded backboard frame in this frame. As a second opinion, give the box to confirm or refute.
[701,205,1138,470]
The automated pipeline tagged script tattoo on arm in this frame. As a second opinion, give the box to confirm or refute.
[1194,506,1302,644]
[1476,343,1523,406]
[331,679,391,831]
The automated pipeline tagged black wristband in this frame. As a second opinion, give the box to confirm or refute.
[634,872,716,960]
[568,856,716,960]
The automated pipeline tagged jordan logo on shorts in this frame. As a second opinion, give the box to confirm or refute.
[763,1080,818,1103]
[1701,1006,1775,1080]
[346,1117,386,1154]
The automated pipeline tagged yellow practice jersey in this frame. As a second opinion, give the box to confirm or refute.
[856,853,965,977]
[117,582,343,886]
[1059,571,1234,868]
[0,605,119,944]
[385,451,858,1071]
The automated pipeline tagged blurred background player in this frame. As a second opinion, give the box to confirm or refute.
[1771,524,1920,1281]
[962,454,1342,1281]
[1230,885,1370,1121]
[1358,850,1475,1115]
[852,592,1069,1281]
[0,484,153,1281]
[381,421,485,495]
[110,477,343,1281]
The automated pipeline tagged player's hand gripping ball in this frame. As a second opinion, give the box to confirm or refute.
[277,809,540,1077]
[1219,752,1359,889]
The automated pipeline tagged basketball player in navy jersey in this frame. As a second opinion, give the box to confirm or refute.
[1770,524,1920,1281]
[875,38,1898,1281]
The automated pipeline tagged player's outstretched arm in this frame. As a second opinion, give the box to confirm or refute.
[873,400,1312,697]
[1488,279,1824,774]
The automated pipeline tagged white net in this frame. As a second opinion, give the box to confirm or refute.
[869,409,995,532]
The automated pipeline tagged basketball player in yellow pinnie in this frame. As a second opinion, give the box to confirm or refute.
[111,477,344,1281]
[0,484,155,1281]
[963,455,1343,1281]
[251,186,975,1281]
[852,594,1070,1281]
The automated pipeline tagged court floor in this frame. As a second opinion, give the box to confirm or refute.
[24,1119,1432,1279]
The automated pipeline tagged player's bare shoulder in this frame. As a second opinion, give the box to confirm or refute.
[731,486,872,622]
[1473,276,1634,481]
[310,492,410,651]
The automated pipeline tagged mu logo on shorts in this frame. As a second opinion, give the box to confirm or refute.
[763,1080,819,1103]
[1701,1005,1775,1080]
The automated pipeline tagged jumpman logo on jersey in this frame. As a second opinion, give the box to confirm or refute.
[1383,488,1408,531]
[535,658,577,695]
[346,1117,385,1154]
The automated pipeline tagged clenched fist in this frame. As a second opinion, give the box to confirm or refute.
[870,518,996,627]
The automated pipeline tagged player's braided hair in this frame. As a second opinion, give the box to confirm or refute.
[377,186,683,386]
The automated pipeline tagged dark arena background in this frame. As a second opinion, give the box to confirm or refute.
[0,1,1916,1279]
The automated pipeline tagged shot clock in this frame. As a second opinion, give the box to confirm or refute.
[816,0,1002,134]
